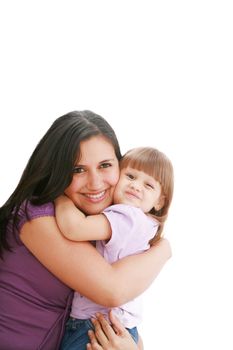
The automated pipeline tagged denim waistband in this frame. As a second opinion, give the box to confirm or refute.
[66,317,94,330]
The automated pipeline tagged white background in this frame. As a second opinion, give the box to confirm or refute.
[0,1,232,349]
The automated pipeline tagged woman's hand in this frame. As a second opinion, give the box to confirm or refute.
[86,311,138,350]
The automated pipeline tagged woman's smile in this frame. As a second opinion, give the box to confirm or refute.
[64,135,120,214]
[82,190,107,202]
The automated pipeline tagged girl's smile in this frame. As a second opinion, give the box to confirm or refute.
[113,166,163,213]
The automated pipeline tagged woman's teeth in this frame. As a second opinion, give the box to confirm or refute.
[85,191,105,199]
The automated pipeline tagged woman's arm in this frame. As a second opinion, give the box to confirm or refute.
[55,195,111,241]
[20,216,171,307]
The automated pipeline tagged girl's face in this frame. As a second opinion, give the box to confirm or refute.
[113,166,164,213]
[65,135,120,215]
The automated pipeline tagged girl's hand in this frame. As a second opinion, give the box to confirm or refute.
[86,311,138,350]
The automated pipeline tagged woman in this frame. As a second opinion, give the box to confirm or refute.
[0,110,171,349]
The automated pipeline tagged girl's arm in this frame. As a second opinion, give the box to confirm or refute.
[55,195,111,241]
[20,216,171,307]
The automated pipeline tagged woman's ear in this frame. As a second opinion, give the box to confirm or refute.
[154,195,165,211]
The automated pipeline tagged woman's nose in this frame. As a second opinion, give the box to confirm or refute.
[87,171,103,190]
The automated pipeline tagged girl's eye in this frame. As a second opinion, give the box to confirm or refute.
[146,183,154,189]
[73,167,85,174]
[100,163,112,169]
[126,173,135,180]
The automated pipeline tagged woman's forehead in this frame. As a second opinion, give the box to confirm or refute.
[77,135,117,164]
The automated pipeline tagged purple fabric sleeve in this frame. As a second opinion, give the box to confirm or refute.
[17,200,55,232]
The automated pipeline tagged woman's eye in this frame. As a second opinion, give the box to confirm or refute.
[73,167,85,174]
[100,163,112,169]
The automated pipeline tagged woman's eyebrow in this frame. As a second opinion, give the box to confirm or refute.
[74,159,116,166]
[100,158,116,163]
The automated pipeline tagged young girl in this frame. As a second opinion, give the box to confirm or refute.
[55,146,174,350]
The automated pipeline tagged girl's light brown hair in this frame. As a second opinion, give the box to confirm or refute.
[120,147,174,243]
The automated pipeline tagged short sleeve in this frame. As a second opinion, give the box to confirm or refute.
[17,200,55,232]
[101,204,158,260]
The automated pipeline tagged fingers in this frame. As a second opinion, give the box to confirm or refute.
[88,312,121,348]
[96,313,117,338]
[108,310,129,336]
[91,314,116,346]
[88,312,137,350]
[86,341,93,350]
[87,330,102,350]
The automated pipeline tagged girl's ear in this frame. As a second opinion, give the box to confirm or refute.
[154,195,165,211]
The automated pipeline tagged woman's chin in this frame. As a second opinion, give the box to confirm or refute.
[82,200,112,215]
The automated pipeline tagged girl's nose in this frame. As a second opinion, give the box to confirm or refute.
[129,181,141,192]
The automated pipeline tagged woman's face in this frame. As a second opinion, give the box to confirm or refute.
[65,135,120,215]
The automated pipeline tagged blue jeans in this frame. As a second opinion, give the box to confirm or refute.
[60,317,138,350]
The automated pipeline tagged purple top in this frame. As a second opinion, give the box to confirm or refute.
[0,201,73,350]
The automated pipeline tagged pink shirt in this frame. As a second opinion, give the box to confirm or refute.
[71,204,158,328]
